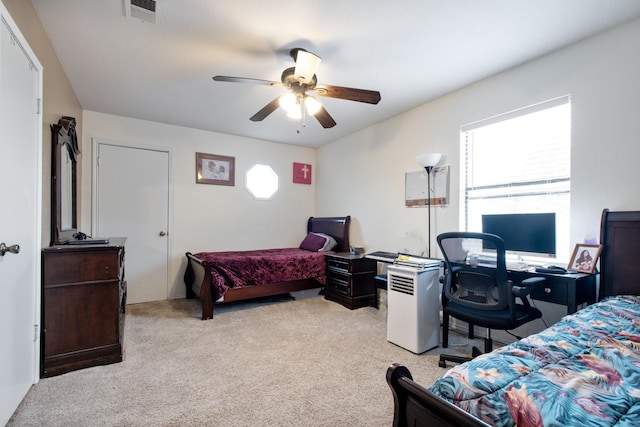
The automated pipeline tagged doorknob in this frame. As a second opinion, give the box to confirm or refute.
[159,231,167,237]
[0,242,20,256]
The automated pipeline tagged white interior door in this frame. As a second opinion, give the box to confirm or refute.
[0,6,42,425]
[94,142,170,304]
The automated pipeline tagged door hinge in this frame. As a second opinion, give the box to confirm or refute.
[34,324,39,341]
[36,98,42,114]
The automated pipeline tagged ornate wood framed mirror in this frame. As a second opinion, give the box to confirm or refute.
[50,116,80,245]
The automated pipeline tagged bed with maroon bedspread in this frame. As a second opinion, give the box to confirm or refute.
[192,248,328,302]
[184,216,351,320]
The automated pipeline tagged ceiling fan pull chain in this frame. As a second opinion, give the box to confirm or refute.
[302,98,307,128]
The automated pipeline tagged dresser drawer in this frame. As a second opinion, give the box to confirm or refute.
[43,249,122,285]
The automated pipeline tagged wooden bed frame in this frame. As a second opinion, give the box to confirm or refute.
[184,216,351,320]
[386,208,640,427]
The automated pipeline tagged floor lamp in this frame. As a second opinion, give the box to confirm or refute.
[416,153,442,258]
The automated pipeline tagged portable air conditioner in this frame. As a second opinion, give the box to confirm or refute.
[387,262,441,353]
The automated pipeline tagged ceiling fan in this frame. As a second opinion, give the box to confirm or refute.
[213,48,381,129]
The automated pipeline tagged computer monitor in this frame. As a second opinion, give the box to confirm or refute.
[481,213,556,258]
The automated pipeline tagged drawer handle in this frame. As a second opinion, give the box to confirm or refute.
[545,287,552,294]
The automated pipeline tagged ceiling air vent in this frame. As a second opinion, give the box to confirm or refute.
[126,0,156,24]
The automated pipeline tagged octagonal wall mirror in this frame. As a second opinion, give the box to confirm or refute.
[51,116,80,245]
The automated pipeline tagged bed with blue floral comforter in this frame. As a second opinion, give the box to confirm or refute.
[428,295,640,426]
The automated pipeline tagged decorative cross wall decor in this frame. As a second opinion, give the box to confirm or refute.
[293,162,312,184]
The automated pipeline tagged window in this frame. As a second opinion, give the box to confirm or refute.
[461,95,571,261]
[245,164,278,200]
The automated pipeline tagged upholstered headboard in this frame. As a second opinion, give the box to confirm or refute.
[599,209,640,299]
[307,216,351,253]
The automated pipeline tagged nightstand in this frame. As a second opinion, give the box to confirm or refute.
[324,252,377,309]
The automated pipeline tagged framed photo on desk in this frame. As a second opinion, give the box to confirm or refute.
[568,243,602,274]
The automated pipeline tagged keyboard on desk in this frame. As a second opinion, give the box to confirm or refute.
[470,258,529,271]
[366,251,398,262]
[506,262,529,271]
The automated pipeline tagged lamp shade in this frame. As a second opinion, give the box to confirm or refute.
[294,50,322,84]
[279,93,298,112]
[286,106,302,120]
[304,95,322,115]
[416,153,442,169]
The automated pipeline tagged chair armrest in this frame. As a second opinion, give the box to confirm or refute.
[512,277,545,297]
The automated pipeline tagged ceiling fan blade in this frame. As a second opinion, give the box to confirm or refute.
[314,106,337,128]
[213,76,282,87]
[292,49,321,84]
[250,97,281,122]
[314,84,381,104]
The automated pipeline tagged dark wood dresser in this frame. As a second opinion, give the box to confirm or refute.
[41,238,126,377]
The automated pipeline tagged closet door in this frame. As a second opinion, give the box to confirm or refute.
[94,141,171,303]
[0,4,43,425]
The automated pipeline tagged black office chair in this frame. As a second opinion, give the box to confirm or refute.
[436,232,544,368]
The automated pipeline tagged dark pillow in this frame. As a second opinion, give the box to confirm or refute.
[299,232,326,251]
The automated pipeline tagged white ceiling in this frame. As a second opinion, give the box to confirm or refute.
[32,0,640,147]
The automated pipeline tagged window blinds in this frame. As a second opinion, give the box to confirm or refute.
[462,95,571,260]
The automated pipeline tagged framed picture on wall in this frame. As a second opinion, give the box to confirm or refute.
[405,165,450,207]
[567,243,602,273]
[196,152,235,186]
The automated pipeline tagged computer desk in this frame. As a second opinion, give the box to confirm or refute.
[506,268,597,314]
[366,252,597,314]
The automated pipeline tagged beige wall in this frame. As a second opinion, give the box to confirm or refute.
[316,18,640,335]
[81,111,316,298]
[318,17,640,258]
[3,0,316,300]
[2,0,82,246]
[6,0,640,311]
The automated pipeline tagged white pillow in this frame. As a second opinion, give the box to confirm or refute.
[312,232,338,252]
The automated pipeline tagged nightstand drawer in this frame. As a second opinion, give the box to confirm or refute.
[326,274,350,296]
[327,257,351,273]
[326,255,376,273]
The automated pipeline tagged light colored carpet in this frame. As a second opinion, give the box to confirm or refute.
[9,290,479,427]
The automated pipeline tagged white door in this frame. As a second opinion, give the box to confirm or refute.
[0,6,42,425]
[94,142,170,303]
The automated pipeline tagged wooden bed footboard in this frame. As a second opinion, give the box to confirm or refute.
[184,252,215,319]
[386,364,490,427]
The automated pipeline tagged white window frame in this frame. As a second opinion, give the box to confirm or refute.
[245,164,279,200]
[460,95,571,262]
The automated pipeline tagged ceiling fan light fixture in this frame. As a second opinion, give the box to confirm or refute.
[304,95,322,115]
[286,106,302,120]
[214,46,379,129]
[279,93,297,112]
[294,50,321,84]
